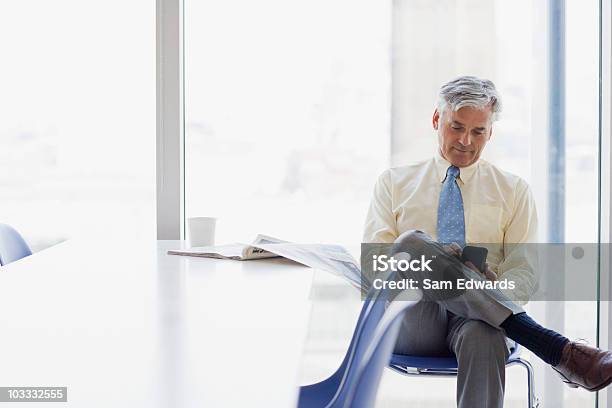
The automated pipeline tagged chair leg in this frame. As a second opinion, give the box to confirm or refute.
[511,358,539,408]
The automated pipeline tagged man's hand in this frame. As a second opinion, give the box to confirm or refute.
[442,243,498,281]
[464,261,498,282]
[442,243,463,259]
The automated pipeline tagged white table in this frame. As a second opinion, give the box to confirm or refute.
[0,239,315,407]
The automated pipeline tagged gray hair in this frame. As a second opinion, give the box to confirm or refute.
[437,76,502,122]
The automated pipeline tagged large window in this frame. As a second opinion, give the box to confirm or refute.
[0,1,156,250]
[185,0,390,245]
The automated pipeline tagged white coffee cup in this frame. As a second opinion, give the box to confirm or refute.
[187,217,216,247]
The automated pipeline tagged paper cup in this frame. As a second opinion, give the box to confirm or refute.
[187,217,216,247]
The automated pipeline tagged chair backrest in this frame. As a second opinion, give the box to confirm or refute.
[344,300,418,408]
[324,277,380,386]
[328,272,421,407]
[0,224,32,266]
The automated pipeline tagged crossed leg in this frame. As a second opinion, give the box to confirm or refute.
[390,229,612,399]
[394,300,509,408]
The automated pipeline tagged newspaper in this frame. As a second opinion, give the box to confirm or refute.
[255,243,361,289]
[167,234,286,260]
[168,235,361,289]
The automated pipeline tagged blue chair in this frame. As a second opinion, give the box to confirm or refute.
[298,275,422,408]
[342,299,421,408]
[0,223,32,266]
[389,345,539,408]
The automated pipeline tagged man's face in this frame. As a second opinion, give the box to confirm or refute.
[432,106,493,167]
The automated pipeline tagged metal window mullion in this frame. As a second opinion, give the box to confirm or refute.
[156,0,184,240]
[599,0,612,406]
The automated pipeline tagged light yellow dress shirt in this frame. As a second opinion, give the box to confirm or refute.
[363,151,539,304]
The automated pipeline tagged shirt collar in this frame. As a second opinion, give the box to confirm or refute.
[434,149,479,184]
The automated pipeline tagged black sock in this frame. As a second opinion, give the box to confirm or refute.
[500,312,570,366]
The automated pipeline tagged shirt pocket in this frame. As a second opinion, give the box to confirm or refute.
[468,204,504,244]
[395,205,437,239]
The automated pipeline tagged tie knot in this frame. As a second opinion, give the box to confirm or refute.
[446,165,460,179]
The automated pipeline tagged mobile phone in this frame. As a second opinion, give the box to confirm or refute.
[461,246,488,273]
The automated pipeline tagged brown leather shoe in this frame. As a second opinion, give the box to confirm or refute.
[553,341,612,391]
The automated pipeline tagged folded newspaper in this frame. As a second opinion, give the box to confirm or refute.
[167,234,286,260]
[167,234,361,288]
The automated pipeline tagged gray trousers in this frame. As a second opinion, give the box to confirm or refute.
[394,302,513,408]
[390,230,524,408]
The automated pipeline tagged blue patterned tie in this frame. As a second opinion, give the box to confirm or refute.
[437,165,466,246]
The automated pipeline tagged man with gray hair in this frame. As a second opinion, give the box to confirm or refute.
[363,76,612,407]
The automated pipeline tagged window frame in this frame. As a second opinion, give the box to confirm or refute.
[598,0,612,405]
[156,0,185,240]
